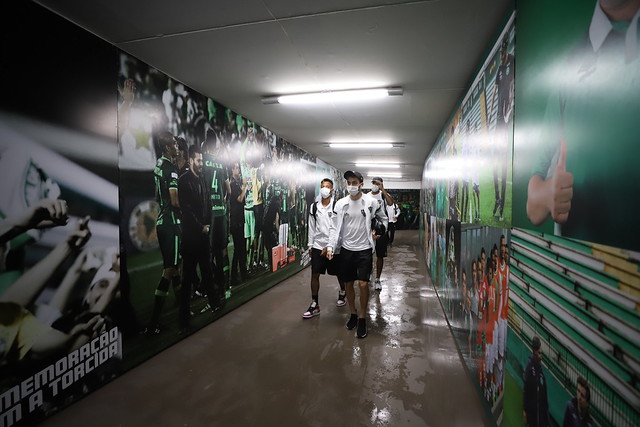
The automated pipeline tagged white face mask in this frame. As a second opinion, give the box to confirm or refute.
[347,185,360,196]
[320,187,331,199]
[371,184,380,193]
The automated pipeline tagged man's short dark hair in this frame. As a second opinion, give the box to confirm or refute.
[158,131,176,153]
[175,136,188,155]
[188,144,202,160]
[321,178,333,187]
[201,129,217,153]
[577,376,590,402]
[532,336,541,352]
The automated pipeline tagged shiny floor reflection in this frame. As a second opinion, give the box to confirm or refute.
[42,230,487,427]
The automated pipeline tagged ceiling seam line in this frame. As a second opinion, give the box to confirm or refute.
[260,0,319,88]
[117,0,439,45]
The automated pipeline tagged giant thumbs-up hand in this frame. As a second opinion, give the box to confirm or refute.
[550,138,574,223]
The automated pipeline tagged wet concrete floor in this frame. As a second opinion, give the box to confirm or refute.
[42,230,487,426]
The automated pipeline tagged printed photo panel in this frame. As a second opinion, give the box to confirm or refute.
[505,228,639,426]
[422,16,515,229]
[117,53,336,372]
[462,227,510,414]
[0,2,123,425]
[511,0,640,252]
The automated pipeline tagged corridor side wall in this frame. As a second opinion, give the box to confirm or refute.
[0,3,341,426]
[420,2,639,426]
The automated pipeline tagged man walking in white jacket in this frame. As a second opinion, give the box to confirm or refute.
[327,171,388,338]
[302,178,346,319]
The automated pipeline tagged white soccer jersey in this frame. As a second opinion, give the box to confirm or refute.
[307,197,337,252]
[328,192,387,253]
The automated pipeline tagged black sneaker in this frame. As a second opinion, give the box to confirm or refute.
[345,313,358,330]
[142,325,161,335]
[357,318,368,339]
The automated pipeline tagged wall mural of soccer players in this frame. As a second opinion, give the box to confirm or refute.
[0,3,128,425]
[388,189,420,230]
[458,226,511,419]
[420,12,515,423]
[0,3,340,424]
[422,16,515,229]
[507,1,640,425]
[420,3,639,425]
[429,219,513,420]
[117,52,326,366]
[512,0,640,253]
[430,219,462,320]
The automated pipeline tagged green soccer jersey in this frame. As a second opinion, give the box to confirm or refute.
[531,25,640,250]
[240,162,255,209]
[203,152,228,217]
[267,180,287,222]
[153,155,180,226]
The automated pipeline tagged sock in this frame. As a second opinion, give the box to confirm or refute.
[150,277,170,326]
[311,295,318,305]
[171,276,181,302]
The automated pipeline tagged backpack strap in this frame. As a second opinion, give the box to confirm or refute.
[309,200,318,220]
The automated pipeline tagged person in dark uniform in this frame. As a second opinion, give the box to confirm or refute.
[175,136,189,176]
[202,135,230,300]
[228,162,247,286]
[146,131,182,334]
[562,376,592,427]
[490,37,514,221]
[523,336,549,426]
[178,145,223,333]
[260,168,281,271]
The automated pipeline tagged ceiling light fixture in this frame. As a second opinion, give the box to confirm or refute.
[329,143,391,149]
[327,142,404,149]
[355,163,401,169]
[262,87,403,105]
[367,172,403,178]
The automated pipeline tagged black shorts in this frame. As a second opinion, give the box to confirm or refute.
[375,232,389,258]
[210,213,228,252]
[157,224,181,267]
[339,248,373,282]
[310,248,340,275]
[253,203,264,234]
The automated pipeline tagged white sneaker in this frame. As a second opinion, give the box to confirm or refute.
[336,293,346,307]
[302,302,320,319]
[374,279,382,290]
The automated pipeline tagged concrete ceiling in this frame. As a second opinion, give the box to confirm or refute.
[37,0,512,184]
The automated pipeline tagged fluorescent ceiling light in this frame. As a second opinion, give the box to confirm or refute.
[329,143,392,149]
[262,87,403,105]
[367,172,403,178]
[355,163,401,169]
